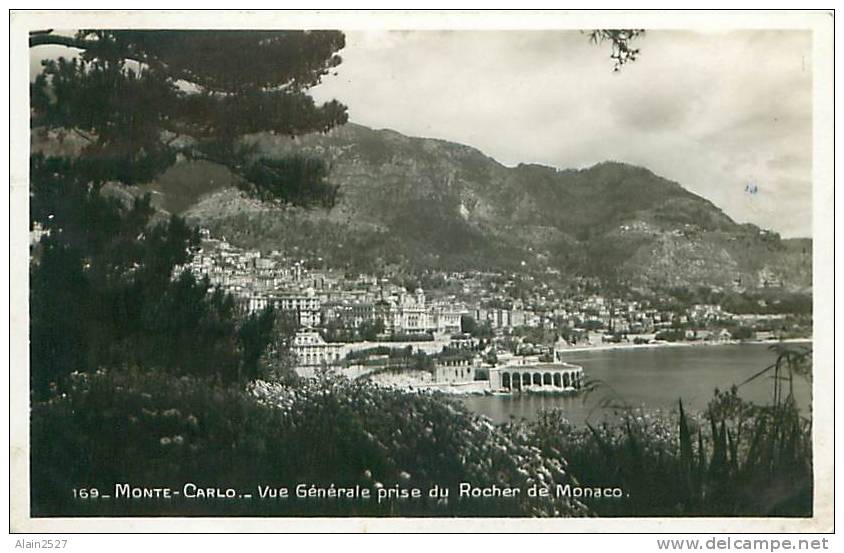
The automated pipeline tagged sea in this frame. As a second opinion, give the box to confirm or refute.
[460,342,812,425]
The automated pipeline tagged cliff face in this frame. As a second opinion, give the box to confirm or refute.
[134,122,810,292]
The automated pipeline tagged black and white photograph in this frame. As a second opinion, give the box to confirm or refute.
[8,9,834,534]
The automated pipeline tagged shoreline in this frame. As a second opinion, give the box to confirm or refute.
[553,337,812,356]
[297,338,813,396]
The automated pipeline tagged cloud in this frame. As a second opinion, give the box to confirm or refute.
[311,29,813,237]
[29,29,813,237]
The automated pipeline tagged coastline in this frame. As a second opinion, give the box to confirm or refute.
[553,337,812,356]
[298,337,813,396]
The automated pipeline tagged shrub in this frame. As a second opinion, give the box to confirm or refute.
[31,369,278,516]
[525,389,812,517]
[383,332,434,342]
[731,326,754,340]
[31,368,588,517]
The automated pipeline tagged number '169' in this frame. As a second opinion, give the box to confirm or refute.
[72,487,100,499]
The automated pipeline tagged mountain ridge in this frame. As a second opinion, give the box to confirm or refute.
[39,122,808,293]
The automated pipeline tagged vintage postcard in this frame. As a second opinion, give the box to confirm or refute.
[9,10,834,533]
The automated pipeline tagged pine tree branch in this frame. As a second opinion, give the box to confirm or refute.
[28,33,89,50]
[28,32,155,68]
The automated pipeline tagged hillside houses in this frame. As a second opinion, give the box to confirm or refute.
[171,229,807,374]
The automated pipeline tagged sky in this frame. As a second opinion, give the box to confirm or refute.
[30,29,813,238]
[308,30,813,238]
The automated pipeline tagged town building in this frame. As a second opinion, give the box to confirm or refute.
[291,329,347,367]
[433,353,480,384]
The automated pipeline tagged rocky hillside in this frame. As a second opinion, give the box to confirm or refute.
[106,123,810,292]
